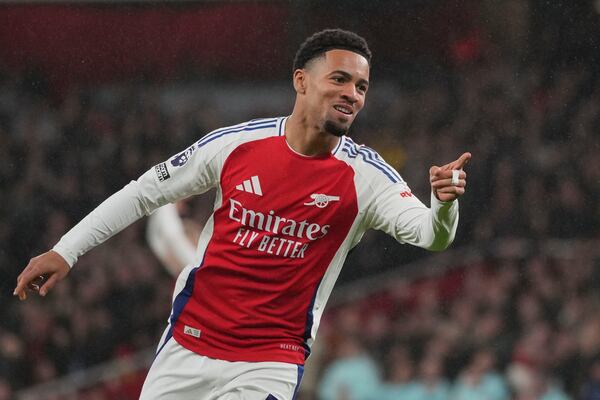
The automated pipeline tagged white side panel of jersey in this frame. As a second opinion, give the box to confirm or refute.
[304,147,375,351]
[193,183,223,268]
[160,181,221,346]
[305,217,364,351]
[157,210,217,352]
[172,212,216,302]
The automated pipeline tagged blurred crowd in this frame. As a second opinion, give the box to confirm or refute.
[0,71,216,397]
[1,51,599,398]
[315,249,600,400]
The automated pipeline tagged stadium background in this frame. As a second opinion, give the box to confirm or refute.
[1,1,600,399]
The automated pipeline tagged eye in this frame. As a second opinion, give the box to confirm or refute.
[332,76,345,83]
[357,84,368,94]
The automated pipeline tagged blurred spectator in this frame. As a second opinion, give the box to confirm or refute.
[0,379,12,400]
[376,344,420,400]
[513,370,572,400]
[451,349,509,400]
[580,356,600,400]
[412,355,451,400]
[317,336,380,400]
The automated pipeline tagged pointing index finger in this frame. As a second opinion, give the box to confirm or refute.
[452,152,471,170]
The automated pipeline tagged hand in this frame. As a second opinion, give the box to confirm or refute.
[430,152,471,202]
[13,250,70,300]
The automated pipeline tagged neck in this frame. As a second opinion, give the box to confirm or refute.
[285,112,341,157]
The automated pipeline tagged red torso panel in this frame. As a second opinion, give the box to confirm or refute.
[174,136,358,364]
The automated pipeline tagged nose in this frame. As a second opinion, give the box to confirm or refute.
[341,83,359,104]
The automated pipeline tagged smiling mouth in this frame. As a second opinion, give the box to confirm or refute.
[333,105,353,115]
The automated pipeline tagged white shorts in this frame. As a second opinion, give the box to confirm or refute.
[140,337,304,400]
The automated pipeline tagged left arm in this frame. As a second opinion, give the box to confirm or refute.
[366,152,470,251]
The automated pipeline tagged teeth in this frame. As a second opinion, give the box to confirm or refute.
[334,105,352,114]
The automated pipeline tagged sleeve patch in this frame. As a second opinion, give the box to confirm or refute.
[170,144,197,167]
[155,162,171,182]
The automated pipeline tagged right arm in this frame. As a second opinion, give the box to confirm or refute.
[14,138,221,299]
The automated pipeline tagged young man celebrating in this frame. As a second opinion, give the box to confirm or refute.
[14,29,470,399]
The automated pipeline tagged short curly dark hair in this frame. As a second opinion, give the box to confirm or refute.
[293,28,371,71]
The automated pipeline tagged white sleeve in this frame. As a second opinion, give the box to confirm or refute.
[52,137,223,267]
[365,180,459,251]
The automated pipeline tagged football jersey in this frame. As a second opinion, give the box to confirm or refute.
[53,116,459,365]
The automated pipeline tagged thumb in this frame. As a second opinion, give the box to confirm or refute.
[429,166,441,180]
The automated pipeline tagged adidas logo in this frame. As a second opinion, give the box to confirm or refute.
[183,325,201,338]
[236,176,263,196]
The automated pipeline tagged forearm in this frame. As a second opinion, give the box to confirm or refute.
[394,192,459,251]
[53,179,161,267]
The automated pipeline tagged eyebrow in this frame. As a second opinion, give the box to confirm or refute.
[330,70,369,86]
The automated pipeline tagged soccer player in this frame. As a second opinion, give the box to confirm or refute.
[146,201,201,277]
[14,29,470,399]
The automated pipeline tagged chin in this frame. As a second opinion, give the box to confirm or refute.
[324,119,350,137]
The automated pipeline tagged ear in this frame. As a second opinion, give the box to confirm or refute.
[293,69,307,94]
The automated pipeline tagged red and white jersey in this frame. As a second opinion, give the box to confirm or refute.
[53,116,458,365]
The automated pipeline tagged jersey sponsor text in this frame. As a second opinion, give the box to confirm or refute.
[228,199,329,240]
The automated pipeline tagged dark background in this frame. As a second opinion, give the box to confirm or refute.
[1,1,600,399]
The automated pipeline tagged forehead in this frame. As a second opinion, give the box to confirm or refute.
[311,49,370,79]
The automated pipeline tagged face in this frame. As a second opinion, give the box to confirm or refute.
[296,49,370,137]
